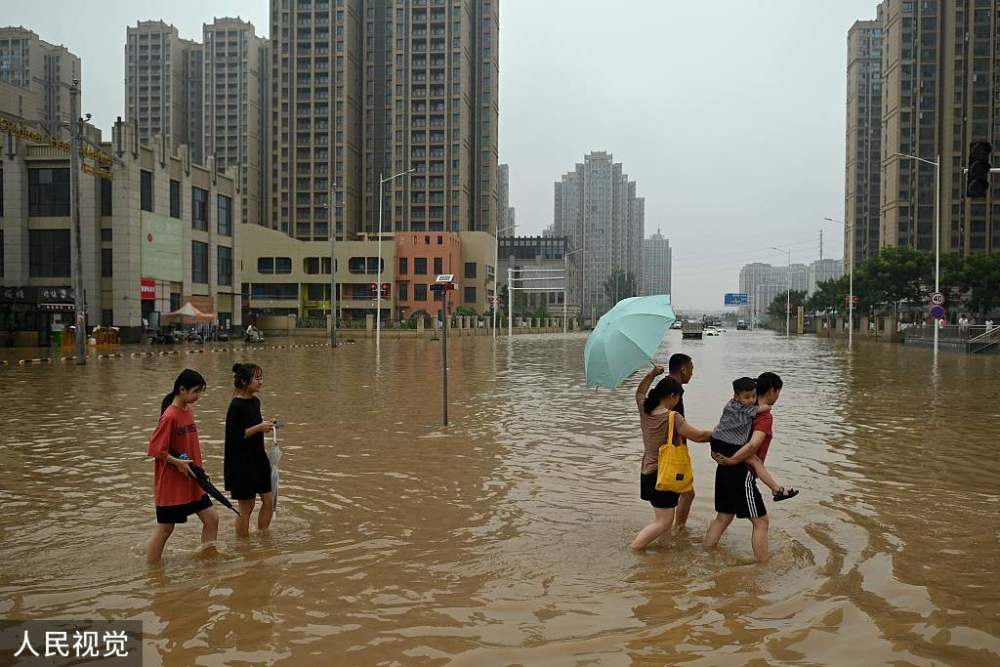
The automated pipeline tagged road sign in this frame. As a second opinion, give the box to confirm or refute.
[724,293,749,306]
[844,295,859,305]
[930,292,945,306]
[930,305,946,320]
[430,283,455,292]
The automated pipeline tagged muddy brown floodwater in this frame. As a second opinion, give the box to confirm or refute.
[0,331,998,665]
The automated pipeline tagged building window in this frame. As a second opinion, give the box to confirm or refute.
[414,283,428,301]
[258,257,274,274]
[28,168,70,216]
[398,257,408,274]
[140,170,153,212]
[434,257,443,274]
[192,241,209,284]
[398,283,408,301]
[217,194,232,236]
[28,230,70,277]
[100,228,112,242]
[101,248,113,277]
[170,179,181,218]
[305,257,321,274]
[464,262,476,279]
[275,257,292,274]
[192,187,209,230]
[170,293,182,312]
[464,286,476,303]
[251,283,299,299]
[348,256,383,273]
[100,178,113,216]
[217,246,233,286]
[415,257,427,274]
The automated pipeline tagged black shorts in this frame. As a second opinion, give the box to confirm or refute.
[714,465,767,519]
[228,457,272,501]
[640,472,680,509]
[156,494,212,524]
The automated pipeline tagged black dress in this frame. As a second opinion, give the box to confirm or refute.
[224,396,272,500]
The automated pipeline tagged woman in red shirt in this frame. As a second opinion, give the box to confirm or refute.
[146,369,219,564]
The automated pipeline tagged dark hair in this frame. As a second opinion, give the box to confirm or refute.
[732,376,757,393]
[161,369,207,414]
[233,362,263,390]
[668,353,692,373]
[643,377,684,414]
[756,371,783,396]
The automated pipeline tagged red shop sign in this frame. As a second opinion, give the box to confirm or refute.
[140,279,156,301]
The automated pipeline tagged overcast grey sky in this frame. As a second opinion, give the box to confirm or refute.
[7,0,878,310]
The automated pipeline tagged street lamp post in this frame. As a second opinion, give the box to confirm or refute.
[492,221,513,339]
[770,247,792,337]
[825,217,854,349]
[563,248,583,334]
[755,283,786,333]
[376,168,415,354]
[894,152,940,358]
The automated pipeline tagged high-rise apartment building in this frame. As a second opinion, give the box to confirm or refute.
[808,258,845,296]
[845,12,883,267]
[554,151,644,316]
[876,0,1000,256]
[0,26,80,137]
[270,0,499,241]
[498,162,515,234]
[738,261,809,321]
[203,17,269,227]
[125,22,201,155]
[641,228,671,296]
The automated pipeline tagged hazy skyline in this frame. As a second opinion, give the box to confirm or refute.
[5,0,877,309]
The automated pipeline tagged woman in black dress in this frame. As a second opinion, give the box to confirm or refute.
[225,363,275,537]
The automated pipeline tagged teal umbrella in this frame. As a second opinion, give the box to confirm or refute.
[584,295,676,388]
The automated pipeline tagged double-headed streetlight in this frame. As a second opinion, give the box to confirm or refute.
[376,168,415,354]
[770,246,792,337]
[824,217,854,349]
[893,152,940,357]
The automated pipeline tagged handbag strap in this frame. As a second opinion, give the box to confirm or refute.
[666,410,675,446]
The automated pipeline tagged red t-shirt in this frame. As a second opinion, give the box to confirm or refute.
[752,411,774,463]
[147,405,205,507]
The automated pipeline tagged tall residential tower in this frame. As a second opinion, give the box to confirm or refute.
[0,26,80,137]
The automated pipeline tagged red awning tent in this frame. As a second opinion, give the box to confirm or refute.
[162,301,216,325]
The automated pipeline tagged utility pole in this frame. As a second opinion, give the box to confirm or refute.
[819,228,823,261]
[441,288,449,426]
[69,79,86,365]
[327,187,340,350]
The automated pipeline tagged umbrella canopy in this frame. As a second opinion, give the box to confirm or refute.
[162,301,216,324]
[584,294,676,388]
[190,464,240,515]
[267,422,284,512]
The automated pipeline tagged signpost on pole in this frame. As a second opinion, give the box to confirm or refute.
[433,274,454,426]
[724,293,749,306]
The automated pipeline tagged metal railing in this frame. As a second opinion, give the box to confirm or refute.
[968,325,1000,354]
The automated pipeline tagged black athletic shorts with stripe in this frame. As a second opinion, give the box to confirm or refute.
[711,438,767,519]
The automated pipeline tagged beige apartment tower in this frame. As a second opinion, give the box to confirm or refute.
[270,0,499,241]
[0,27,80,137]
[125,21,202,157]
[877,0,1000,255]
[203,17,269,227]
[844,13,882,267]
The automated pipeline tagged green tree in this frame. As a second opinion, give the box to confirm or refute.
[962,252,1000,318]
[603,270,637,304]
[767,290,807,322]
[806,276,848,313]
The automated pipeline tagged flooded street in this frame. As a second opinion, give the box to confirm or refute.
[1,331,998,665]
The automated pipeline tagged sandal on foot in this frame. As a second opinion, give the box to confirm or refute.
[773,487,799,502]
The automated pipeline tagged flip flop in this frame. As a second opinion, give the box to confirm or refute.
[773,487,799,502]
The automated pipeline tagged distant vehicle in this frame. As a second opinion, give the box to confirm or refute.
[736,319,748,330]
[670,321,683,330]
[681,320,703,339]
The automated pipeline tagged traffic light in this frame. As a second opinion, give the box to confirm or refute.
[370,282,378,299]
[966,141,992,198]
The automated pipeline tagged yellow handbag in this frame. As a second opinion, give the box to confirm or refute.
[655,411,694,493]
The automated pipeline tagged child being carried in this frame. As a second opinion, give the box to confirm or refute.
[710,377,798,502]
